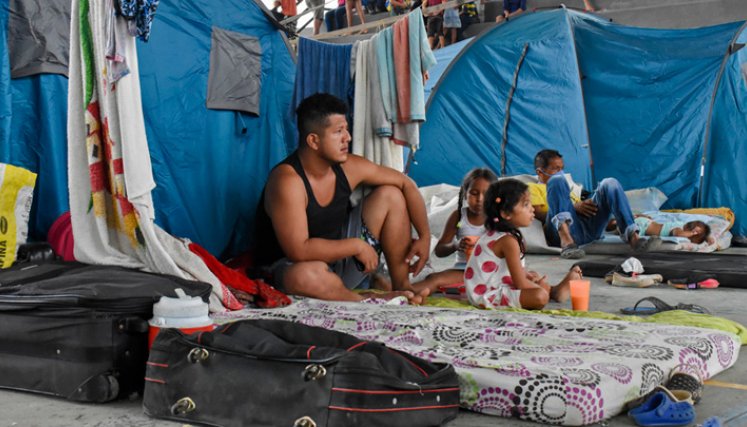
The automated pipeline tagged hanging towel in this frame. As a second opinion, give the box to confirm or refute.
[352,40,403,170]
[376,28,398,124]
[407,8,436,122]
[369,35,391,138]
[293,37,353,110]
[393,17,411,124]
[68,0,234,312]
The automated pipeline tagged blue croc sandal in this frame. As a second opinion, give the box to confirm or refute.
[628,390,695,427]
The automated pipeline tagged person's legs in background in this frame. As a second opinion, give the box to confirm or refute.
[588,178,640,245]
[545,174,586,247]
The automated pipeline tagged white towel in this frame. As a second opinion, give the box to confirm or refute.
[68,0,228,311]
[352,40,403,170]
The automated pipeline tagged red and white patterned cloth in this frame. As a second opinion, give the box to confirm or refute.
[464,231,522,309]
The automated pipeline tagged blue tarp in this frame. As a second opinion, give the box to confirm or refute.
[0,5,69,241]
[702,23,747,236]
[411,9,747,236]
[138,0,296,256]
[1,0,296,255]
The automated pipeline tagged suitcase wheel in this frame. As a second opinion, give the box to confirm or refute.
[170,397,196,415]
[187,347,210,364]
[293,416,317,427]
[302,364,327,381]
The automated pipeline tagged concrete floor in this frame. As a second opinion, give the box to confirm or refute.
[1,248,746,427]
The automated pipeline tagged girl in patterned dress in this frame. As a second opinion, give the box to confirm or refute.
[464,179,582,310]
[413,168,497,294]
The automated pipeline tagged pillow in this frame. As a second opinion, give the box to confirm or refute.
[625,187,668,214]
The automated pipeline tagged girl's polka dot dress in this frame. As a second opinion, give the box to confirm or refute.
[464,231,522,309]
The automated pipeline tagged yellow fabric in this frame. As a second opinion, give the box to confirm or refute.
[426,296,747,344]
[662,207,735,231]
[527,182,580,216]
[0,164,37,268]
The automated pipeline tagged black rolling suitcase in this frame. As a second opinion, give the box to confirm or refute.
[143,319,461,427]
[0,261,212,402]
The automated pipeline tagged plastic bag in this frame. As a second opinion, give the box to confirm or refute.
[0,163,37,268]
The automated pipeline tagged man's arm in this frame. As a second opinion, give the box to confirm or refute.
[265,165,368,264]
[342,155,431,273]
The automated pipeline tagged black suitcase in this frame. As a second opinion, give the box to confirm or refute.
[0,261,213,402]
[143,319,460,427]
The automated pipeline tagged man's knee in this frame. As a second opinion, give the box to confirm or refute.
[368,185,406,209]
[283,261,333,294]
[598,177,623,193]
[547,174,570,193]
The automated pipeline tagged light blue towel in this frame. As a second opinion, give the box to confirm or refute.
[407,8,437,121]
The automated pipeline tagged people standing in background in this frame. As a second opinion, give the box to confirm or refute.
[442,2,461,46]
[325,0,349,31]
[424,0,445,50]
[346,0,367,30]
[306,0,326,35]
[279,0,298,31]
[457,1,479,41]
[496,0,525,22]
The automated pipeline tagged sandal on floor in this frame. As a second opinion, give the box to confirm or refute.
[665,364,704,404]
[628,389,695,427]
[620,297,711,316]
[560,243,585,259]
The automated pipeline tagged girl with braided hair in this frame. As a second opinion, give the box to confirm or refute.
[464,179,582,310]
[412,168,496,294]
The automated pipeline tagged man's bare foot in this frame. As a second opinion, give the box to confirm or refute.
[551,266,582,303]
[359,288,430,305]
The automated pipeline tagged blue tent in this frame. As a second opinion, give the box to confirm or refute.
[1,0,296,256]
[410,9,747,236]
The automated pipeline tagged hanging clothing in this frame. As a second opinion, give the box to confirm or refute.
[293,37,354,111]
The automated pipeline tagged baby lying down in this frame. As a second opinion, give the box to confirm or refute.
[633,216,712,245]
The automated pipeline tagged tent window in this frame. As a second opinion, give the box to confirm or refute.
[206,27,263,116]
[8,0,71,78]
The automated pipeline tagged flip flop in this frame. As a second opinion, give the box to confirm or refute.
[560,243,585,259]
[628,389,695,427]
[620,296,711,316]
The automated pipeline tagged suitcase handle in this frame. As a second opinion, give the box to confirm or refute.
[170,397,196,415]
[293,416,317,427]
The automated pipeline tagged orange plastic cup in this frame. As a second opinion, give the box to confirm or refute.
[463,235,479,260]
[569,279,591,311]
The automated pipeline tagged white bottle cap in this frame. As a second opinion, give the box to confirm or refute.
[149,288,212,329]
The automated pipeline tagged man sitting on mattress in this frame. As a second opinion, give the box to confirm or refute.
[253,93,431,303]
[529,149,661,259]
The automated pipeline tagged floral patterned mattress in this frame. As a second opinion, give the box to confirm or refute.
[213,299,740,426]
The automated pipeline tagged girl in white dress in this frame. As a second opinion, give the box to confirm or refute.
[465,179,582,310]
[413,168,496,294]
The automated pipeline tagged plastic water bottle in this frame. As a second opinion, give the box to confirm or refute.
[148,288,214,349]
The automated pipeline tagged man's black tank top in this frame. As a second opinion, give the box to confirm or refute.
[254,151,352,266]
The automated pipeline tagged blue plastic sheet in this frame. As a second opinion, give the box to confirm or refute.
[412,8,746,236]
[703,24,747,236]
[137,0,296,256]
[1,4,69,241]
[412,10,592,188]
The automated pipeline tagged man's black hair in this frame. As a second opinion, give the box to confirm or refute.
[534,149,562,170]
[296,93,348,147]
